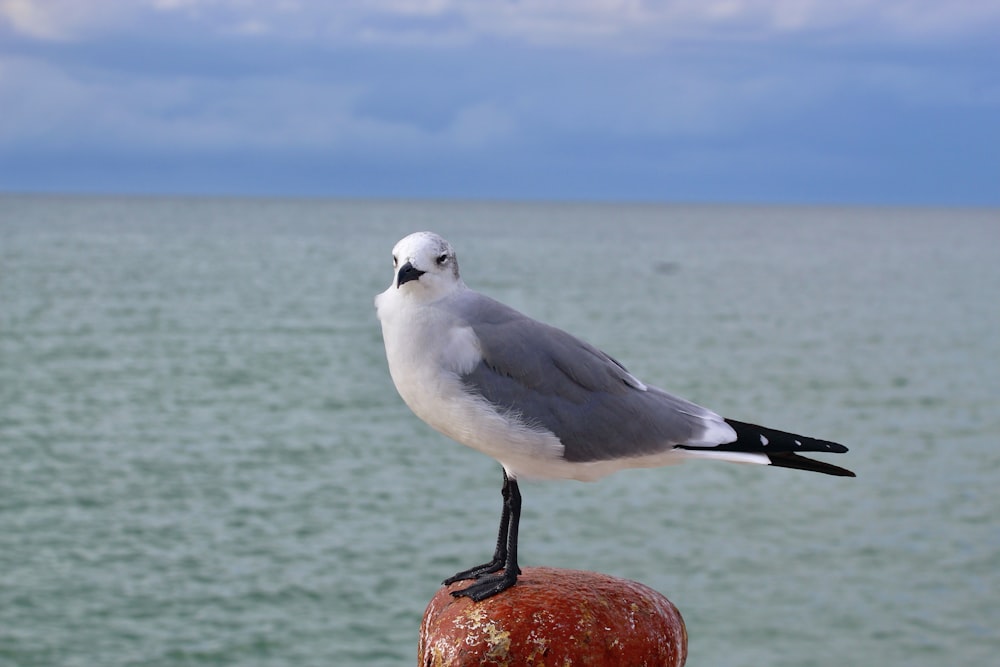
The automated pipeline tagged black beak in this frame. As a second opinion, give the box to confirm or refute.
[396,261,425,288]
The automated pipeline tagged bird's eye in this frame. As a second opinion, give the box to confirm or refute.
[436,253,448,265]
[392,254,398,268]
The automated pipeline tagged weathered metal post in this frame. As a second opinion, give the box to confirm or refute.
[419,566,686,666]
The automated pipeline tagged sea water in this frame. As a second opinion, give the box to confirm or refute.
[1,195,998,666]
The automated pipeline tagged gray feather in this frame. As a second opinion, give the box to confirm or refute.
[450,291,713,462]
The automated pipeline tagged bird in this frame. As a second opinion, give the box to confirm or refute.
[374,231,855,602]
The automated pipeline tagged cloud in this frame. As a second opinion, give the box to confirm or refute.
[0,0,139,41]
[1,1,997,203]
[3,0,1000,45]
[0,50,518,160]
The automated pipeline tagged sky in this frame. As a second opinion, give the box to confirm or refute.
[1,0,998,205]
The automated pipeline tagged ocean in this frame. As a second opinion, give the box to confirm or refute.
[1,195,998,666]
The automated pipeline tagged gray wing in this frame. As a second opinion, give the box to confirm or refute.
[451,291,719,462]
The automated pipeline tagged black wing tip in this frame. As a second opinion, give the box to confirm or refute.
[767,451,857,477]
[824,442,850,454]
[719,418,855,477]
[723,418,850,455]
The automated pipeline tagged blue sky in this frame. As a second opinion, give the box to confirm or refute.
[1,1,998,205]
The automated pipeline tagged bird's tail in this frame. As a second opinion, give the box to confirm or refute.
[678,418,856,477]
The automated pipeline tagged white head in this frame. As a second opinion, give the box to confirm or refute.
[386,231,463,301]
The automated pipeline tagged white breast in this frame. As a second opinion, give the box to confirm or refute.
[376,288,564,476]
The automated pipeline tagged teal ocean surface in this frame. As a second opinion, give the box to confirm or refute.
[1,196,998,666]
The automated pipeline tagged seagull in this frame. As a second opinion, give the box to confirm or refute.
[375,231,855,601]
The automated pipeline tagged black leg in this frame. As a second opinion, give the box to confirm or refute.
[446,471,522,601]
[442,471,513,584]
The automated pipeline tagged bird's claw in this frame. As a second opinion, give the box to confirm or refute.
[444,557,522,584]
[449,570,518,601]
[442,560,503,585]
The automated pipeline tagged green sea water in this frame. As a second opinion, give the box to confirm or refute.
[1,195,998,666]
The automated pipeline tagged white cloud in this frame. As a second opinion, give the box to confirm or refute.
[0,0,138,40]
[0,54,518,157]
[223,18,271,36]
[3,0,999,44]
[0,0,995,201]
